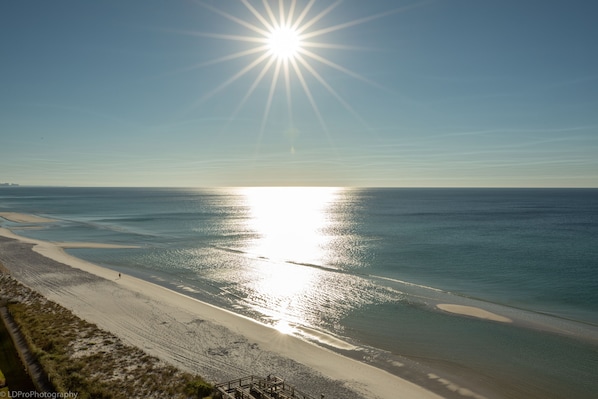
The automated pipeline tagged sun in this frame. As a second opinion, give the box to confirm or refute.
[188,1,402,140]
[267,25,302,60]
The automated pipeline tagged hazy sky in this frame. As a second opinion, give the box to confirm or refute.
[1,0,597,187]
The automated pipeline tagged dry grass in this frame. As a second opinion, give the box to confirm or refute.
[0,274,212,399]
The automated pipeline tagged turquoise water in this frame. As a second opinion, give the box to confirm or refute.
[1,187,597,398]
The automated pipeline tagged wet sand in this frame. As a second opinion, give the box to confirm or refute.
[0,224,443,399]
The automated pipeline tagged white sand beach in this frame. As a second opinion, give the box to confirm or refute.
[0,221,443,399]
[436,304,512,323]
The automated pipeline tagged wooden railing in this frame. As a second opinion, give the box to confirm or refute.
[215,375,319,399]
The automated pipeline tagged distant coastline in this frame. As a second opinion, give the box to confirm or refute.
[0,183,19,187]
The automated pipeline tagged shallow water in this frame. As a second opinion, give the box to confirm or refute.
[2,186,597,397]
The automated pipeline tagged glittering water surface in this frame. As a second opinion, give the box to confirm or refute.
[2,187,598,398]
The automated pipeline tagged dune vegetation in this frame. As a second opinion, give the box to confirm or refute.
[0,271,212,399]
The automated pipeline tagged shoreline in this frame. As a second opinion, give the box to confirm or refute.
[1,192,596,399]
[2,212,598,398]
[0,219,446,399]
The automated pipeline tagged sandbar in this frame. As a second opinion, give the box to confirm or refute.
[0,228,136,249]
[57,242,139,249]
[0,227,443,399]
[437,304,512,323]
[0,212,56,224]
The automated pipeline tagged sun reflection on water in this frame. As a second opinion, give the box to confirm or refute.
[241,187,339,265]
[239,187,341,333]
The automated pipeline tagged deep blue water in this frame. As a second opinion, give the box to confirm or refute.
[1,187,597,398]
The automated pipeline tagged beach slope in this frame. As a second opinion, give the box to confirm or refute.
[0,226,442,399]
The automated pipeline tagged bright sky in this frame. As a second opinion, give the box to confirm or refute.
[1,0,597,187]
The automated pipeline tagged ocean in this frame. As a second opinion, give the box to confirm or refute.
[1,187,597,398]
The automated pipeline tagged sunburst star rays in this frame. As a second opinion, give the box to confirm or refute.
[184,0,409,153]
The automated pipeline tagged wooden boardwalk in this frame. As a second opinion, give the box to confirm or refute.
[215,375,320,399]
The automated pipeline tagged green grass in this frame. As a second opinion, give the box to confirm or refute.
[0,275,212,399]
